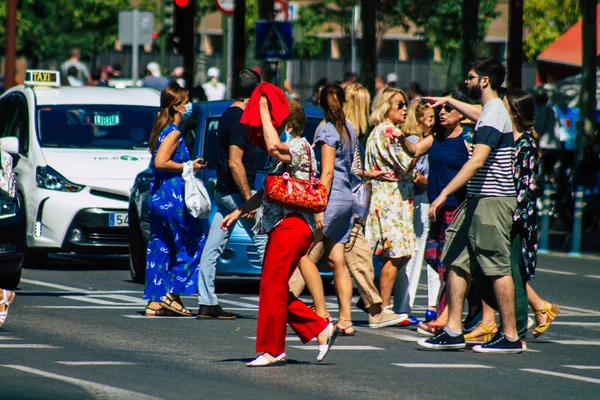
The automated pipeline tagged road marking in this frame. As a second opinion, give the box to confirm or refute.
[0,365,162,399]
[563,365,600,370]
[246,336,303,342]
[585,275,600,279]
[0,344,60,349]
[56,361,138,366]
[535,268,576,276]
[521,368,600,385]
[0,337,21,340]
[18,290,142,295]
[35,306,144,309]
[61,295,147,306]
[549,340,600,346]
[356,326,419,342]
[552,322,600,326]
[393,363,494,369]
[555,305,600,317]
[290,345,384,351]
[218,298,263,308]
[123,315,194,319]
[20,278,92,293]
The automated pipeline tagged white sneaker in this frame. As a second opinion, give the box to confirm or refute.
[369,306,405,328]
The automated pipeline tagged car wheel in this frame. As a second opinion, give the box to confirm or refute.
[128,206,147,284]
[0,270,21,290]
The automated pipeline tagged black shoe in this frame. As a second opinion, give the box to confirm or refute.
[197,304,237,319]
[417,329,466,350]
[472,332,523,354]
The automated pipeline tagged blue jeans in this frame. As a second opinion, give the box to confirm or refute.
[197,191,267,305]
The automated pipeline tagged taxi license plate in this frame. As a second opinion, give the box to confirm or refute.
[109,213,129,227]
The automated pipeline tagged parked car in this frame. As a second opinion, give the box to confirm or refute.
[0,70,160,269]
[128,100,326,283]
[0,147,23,289]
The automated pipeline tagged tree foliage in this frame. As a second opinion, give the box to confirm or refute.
[522,0,584,61]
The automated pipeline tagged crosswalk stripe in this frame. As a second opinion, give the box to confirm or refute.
[55,361,138,366]
[536,268,576,276]
[218,298,262,308]
[0,344,60,349]
[521,368,600,385]
[552,322,600,326]
[20,278,92,293]
[549,340,600,346]
[584,275,600,279]
[0,337,21,340]
[393,363,494,369]
[563,365,600,370]
[290,345,384,351]
[245,336,303,342]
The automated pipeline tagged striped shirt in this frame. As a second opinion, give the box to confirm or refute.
[467,98,516,197]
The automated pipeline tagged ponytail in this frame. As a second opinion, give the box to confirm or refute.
[320,84,350,145]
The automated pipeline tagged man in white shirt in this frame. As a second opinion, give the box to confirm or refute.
[202,67,227,101]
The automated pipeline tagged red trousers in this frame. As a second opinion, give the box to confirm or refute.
[256,214,328,356]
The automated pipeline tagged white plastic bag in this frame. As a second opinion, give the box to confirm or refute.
[182,161,211,219]
[0,148,16,198]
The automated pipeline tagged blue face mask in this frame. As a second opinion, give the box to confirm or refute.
[180,103,193,120]
[280,129,292,143]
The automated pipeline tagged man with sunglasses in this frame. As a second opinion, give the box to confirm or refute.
[417,57,523,353]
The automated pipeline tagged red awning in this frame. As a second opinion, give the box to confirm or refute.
[536,4,600,67]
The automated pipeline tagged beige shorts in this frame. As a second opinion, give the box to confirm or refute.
[442,197,517,277]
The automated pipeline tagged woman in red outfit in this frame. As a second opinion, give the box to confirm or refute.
[221,98,339,367]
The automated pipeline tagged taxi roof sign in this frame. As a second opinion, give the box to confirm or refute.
[25,70,60,88]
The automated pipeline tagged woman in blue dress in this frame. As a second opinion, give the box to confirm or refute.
[144,84,207,316]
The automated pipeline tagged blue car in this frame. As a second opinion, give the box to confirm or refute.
[128,100,326,283]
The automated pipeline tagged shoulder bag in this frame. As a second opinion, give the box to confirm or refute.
[182,161,212,219]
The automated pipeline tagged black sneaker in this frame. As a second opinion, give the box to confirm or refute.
[417,329,466,350]
[197,304,237,319]
[472,332,523,354]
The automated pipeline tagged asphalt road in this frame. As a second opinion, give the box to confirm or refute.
[1,253,600,400]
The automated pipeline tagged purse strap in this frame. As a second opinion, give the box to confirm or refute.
[278,140,316,180]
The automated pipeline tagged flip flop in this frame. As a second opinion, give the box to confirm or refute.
[0,289,15,328]
[160,295,192,316]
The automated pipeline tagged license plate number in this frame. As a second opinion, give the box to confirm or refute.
[109,213,128,227]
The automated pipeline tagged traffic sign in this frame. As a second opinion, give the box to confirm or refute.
[255,21,293,60]
[215,0,235,15]
[118,11,154,45]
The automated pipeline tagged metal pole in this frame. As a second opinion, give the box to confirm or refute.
[5,0,17,89]
[351,5,359,74]
[506,0,523,88]
[132,9,140,84]
[579,0,597,156]
[538,183,553,254]
[568,186,584,256]
[226,16,234,98]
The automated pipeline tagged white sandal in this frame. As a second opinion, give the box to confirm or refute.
[246,353,287,367]
[0,289,15,328]
[317,323,340,362]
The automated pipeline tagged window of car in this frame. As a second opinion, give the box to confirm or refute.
[203,116,322,172]
[10,95,29,154]
[36,105,159,150]
[0,96,17,140]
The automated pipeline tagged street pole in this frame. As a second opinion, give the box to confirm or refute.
[361,0,376,96]
[132,9,140,84]
[259,0,275,83]
[351,5,359,74]
[233,0,247,78]
[5,0,17,89]
[227,16,234,97]
[506,0,523,89]
[579,0,597,156]
[462,0,479,85]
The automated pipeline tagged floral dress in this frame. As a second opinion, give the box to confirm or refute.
[513,131,539,280]
[364,122,416,258]
[144,123,206,301]
[260,136,317,234]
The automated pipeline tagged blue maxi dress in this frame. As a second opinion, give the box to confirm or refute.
[143,123,206,301]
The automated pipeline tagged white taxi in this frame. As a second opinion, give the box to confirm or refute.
[0,70,160,267]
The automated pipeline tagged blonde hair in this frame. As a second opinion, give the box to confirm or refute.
[149,84,189,153]
[369,87,408,126]
[402,101,429,137]
[343,83,371,137]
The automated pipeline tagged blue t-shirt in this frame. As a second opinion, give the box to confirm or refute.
[428,134,469,207]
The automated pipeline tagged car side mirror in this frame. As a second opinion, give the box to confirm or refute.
[0,136,19,155]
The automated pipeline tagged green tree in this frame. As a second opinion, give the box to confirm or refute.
[523,0,584,61]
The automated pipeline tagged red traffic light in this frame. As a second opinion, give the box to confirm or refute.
[152,31,158,40]
[175,0,190,7]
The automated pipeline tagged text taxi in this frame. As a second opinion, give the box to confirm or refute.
[0,70,160,267]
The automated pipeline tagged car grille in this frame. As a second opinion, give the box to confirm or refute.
[246,246,262,267]
[90,189,129,202]
[85,230,129,242]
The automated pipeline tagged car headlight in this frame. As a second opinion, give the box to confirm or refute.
[0,197,17,219]
[36,166,84,192]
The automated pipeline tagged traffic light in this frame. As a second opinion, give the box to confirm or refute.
[162,0,174,35]
[173,0,195,89]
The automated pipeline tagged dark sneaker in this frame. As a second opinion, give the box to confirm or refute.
[472,332,523,354]
[417,329,466,350]
[197,304,237,319]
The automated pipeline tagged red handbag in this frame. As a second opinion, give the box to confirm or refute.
[264,145,328,213]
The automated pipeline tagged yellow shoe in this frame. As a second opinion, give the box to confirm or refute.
[532,302,560,338]
[464,323,498,344]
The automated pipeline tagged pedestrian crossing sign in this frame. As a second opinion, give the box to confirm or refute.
[255,21,293,60]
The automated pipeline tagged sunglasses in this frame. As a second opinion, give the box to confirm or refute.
[437,104,454,113]
[395,101,407,109]
[466,73,479,80]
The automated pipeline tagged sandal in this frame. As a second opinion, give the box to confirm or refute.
[144,306,177,317]
[464,323,498,344]
[335,319,355,336]
[247,353,287,367]
[532,302,560,338]
[160,295,192,316]
[0,289,15,328]
[317,323,340,362]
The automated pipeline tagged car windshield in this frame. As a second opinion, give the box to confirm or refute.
[204,116,322,172]
[37,105,158,149]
